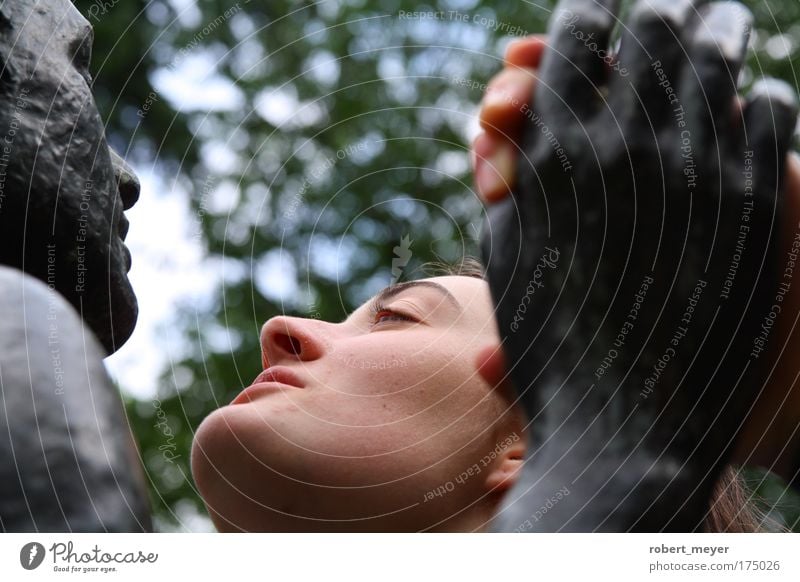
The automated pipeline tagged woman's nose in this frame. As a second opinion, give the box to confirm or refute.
[260,316,327,367]
[109,148,141,210]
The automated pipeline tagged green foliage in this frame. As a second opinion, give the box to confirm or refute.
[743,466,800,531]
[74,0,800,530]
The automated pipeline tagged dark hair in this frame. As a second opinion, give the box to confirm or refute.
[427,257,784,532]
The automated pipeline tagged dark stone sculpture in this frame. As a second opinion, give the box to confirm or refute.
[482,0,799,531]
[0,0,150,531]
[0,267,150,531]
[0,0,139,354]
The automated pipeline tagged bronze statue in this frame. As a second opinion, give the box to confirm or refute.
[483,0,800,531]
[0,0,150,531]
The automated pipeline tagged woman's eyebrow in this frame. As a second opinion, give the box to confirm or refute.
[373,281,461,310]
[342,281,461,323]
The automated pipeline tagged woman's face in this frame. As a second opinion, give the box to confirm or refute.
[191,275,524,531]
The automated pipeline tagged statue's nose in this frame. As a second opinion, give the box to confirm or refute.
[109,148,140,210]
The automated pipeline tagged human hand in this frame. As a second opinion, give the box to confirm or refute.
[477,0,799,531]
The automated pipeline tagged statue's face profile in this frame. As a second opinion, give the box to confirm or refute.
[0,0,139,352]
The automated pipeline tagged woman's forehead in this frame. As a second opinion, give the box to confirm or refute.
[419,275,487,294]
[417,275,494,312]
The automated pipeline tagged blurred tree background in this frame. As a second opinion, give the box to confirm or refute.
[73,0,800,531]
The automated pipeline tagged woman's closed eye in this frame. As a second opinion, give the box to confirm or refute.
[369,300,418,328]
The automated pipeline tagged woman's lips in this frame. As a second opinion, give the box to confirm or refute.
[230,366,305,404]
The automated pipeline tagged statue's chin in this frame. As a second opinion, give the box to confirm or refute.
[88,272,138,355]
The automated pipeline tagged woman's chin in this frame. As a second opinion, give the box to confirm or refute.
[190,410,230,501]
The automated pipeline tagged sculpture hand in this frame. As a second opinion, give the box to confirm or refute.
[477,0,799,531]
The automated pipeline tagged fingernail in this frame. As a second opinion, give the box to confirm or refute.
[483,81,514,110]
[475,140,515,202]
[483,68,538,117]
[483,69,523,108]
